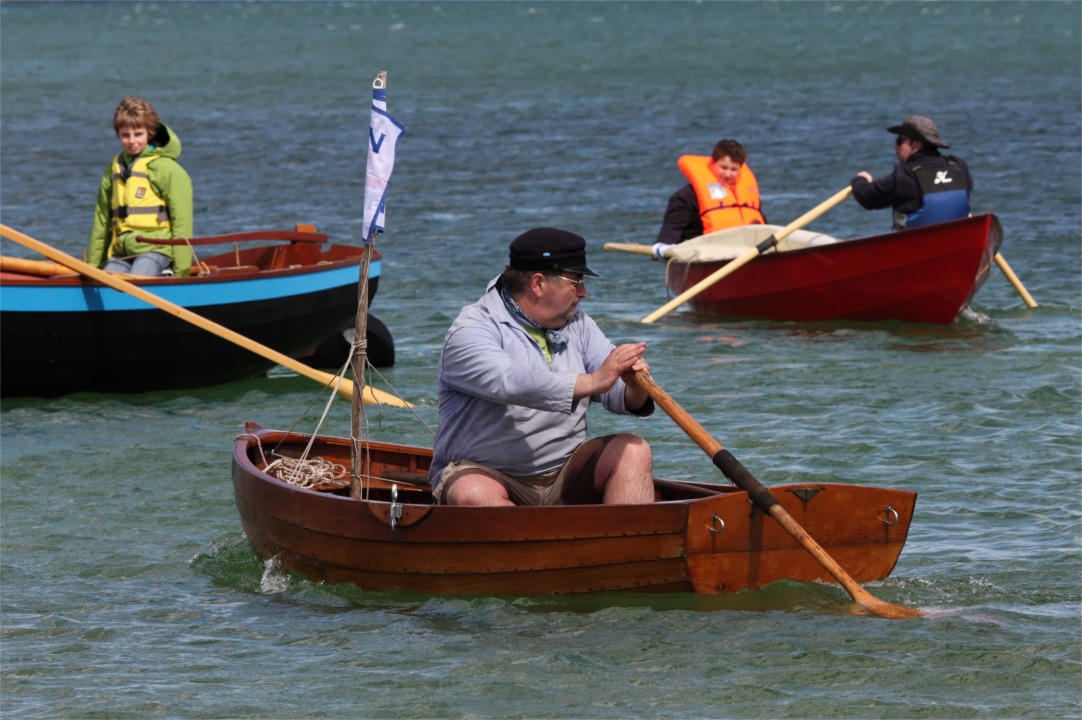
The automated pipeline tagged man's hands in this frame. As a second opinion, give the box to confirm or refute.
[574,342,649,407]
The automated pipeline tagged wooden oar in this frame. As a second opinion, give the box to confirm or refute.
[994,253,1037,308]
[631,368,921,619]
[0,224,409,407]
[603,242,657,257]
[0,255,77,276]
[641,187,853,324]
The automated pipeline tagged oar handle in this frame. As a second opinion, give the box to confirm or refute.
[630,368,921,619]
[632,370,775,508]
[0,224,408,407]
[603,242,657,257]
[771,186,853,244]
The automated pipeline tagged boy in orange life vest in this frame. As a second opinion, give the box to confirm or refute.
[653,139,766,255]
[87,96,194,277]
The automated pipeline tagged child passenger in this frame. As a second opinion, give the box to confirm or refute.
[87,96,193,276]
[654,139,766,249]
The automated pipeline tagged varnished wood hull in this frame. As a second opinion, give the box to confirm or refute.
[232,425,916,596]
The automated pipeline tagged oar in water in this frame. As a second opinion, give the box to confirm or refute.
[640,186,853,324]
[0,224,409,407]
[631,368,922,619]
[993,253,1037,308]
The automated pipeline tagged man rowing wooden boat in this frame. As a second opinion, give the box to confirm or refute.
[428,227,656,507]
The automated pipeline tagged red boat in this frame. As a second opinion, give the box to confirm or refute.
[624,214,1002,324]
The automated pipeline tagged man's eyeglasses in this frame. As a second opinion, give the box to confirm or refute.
[895,136,910,146]
[551,274,586,287]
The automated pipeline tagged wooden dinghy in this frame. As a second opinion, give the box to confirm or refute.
[232,423,916,596]
[0,226,393,397]
[230,76,921,617]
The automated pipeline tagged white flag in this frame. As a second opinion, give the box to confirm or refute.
[361,77,407,245]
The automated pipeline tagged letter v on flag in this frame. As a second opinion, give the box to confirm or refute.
[362,74,407,245]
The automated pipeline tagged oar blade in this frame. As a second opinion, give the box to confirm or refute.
[993,252,1038,308]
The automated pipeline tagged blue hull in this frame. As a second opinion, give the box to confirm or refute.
[0,247,387,397]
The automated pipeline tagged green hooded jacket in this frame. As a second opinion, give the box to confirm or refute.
[87,124,194,276]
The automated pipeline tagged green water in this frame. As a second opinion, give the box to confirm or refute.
[2,2,1080,718]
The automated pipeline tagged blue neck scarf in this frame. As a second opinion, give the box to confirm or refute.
[499,286,568,353]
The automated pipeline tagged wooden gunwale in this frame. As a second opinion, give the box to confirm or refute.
[0,243,378,287]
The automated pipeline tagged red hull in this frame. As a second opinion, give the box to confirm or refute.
[665,214,1001,324]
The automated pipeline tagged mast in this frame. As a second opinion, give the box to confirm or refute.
[350,70,387,500]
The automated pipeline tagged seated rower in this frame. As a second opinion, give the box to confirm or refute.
[428,227,656,507]
[851,115,973,230]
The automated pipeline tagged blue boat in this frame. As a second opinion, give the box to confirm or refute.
[0,226,393,397]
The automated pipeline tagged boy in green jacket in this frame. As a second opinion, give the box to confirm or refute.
[87,96,193,276]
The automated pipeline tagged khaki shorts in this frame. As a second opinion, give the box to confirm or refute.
[433,435,619,506]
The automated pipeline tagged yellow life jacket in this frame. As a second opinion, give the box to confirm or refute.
[678,155,765,233]
[110,154,171,237]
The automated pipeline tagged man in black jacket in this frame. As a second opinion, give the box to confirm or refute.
[852,115,973,230]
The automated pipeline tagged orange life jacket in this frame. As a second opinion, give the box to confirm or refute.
[678,155,765,232]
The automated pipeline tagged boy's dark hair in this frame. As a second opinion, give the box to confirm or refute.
[712,139,747,165]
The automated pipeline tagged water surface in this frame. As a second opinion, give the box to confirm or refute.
[2,2,1079,718]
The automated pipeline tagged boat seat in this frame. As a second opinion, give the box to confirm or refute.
[380,470,429,487]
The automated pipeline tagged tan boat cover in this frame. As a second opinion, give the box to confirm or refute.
[663,224,843,262]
